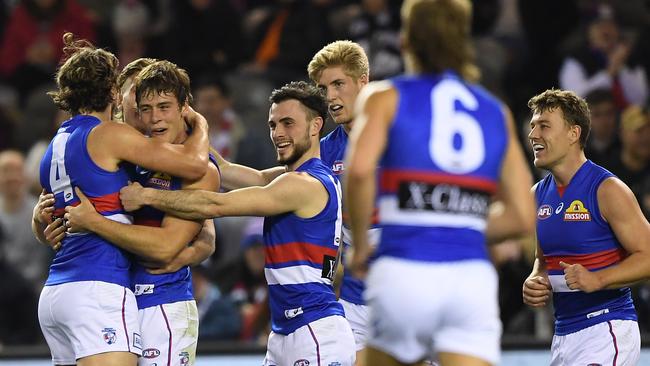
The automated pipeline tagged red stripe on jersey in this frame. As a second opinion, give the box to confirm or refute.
[53,192,123,216]
[90,192,123,213]
[134,218,161,227]
[379,169,498,194]
[265,242,338,266]
[545,247,627,271]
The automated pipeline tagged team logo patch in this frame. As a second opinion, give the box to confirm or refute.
[102,328,117,345]
[537,204,552,219]
[143,348,160,358]
[284,307,303,319]
[294,360,310,366]
[331,161,345,175]
[563,200,591,221]
[179,351,190,366]
[133,332,142,350]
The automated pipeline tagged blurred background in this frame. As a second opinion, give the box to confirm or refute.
[0,0,649,364]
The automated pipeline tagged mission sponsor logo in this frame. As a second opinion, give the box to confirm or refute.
[563,200,591,221]
[537,204,552,220]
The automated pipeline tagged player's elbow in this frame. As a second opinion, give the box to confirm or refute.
[186,158,209,181]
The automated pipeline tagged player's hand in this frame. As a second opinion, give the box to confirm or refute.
[348,242,373,280]
[182,106,206,130]
[64,187,99,233]
[33,190,55,225]
[560,261,603,293]
[43,217,66,251]
[120,182,145,211]
[522,275,552,307]
[144,248,191,274]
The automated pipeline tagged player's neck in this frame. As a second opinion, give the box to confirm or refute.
[550,151,587,187]
[81,105,112,122]
[286,144,321,172]
[342,121,353,134]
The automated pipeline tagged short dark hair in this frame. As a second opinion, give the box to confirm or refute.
[48,33,119,115]
[269,81,328,123]
[135,60,192,107]
[528,89,591,149]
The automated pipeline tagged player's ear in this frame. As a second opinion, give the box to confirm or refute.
[311,116,323,137]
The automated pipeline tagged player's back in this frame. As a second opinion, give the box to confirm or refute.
[376,71,508,263]
[39,115,133,287]
[263,157,344,335]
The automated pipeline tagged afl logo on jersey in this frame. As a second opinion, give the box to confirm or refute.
[331,160,344,175]
[537,205,552,220]
[563,200,591,221]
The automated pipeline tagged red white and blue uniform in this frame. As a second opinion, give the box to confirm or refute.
[38,115,141,364]
[366,71,507,364]
[262,157,355,366]
[375,72,506,263]
[130,154,219,309]
[320,126,372,306]
[535,160,637,335]
[263,157,345,334]
[39,115,133,287]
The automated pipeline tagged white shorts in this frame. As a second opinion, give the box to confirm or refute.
[550,319,640,366]
[138,300,199,366]
[38,281,142,365]
[263,315,356,366]
[339,299,369,352]
[365,257,501,365]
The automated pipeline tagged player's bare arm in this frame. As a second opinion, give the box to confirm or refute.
[121,171,328,220]
[65,163,220,264]
[345,81,395,277]
[89,117,209,181]
[145,218,216,274]
[485,106,536,244]
[561,177,650,292]
[212,149,285,190]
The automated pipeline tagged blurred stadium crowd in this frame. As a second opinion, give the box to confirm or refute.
[0,0,649,349]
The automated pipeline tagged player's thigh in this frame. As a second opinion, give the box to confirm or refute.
[38,286,76,366]
[77,351,138,366]
[265,316,355,366]
[434,261,500,365]
[364,258,441,363]
[551,320,640,366]
[139,300,199,366]
[41,281,141,362]
[339,299,369,352]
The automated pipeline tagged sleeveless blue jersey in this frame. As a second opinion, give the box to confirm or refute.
[375,72,507,262]
[130,155,219,309]
[535,160,636,335]
[264,158,344,334]
[320,126,378,305]
[39,115,133,287]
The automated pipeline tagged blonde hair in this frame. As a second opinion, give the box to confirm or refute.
[307,40,369,83]
[402,0,479,82]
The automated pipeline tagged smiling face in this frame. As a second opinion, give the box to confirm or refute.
[528,108,581,170]
[317,66,367,129]
[138,91,187,144]
[268,99,314,167]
